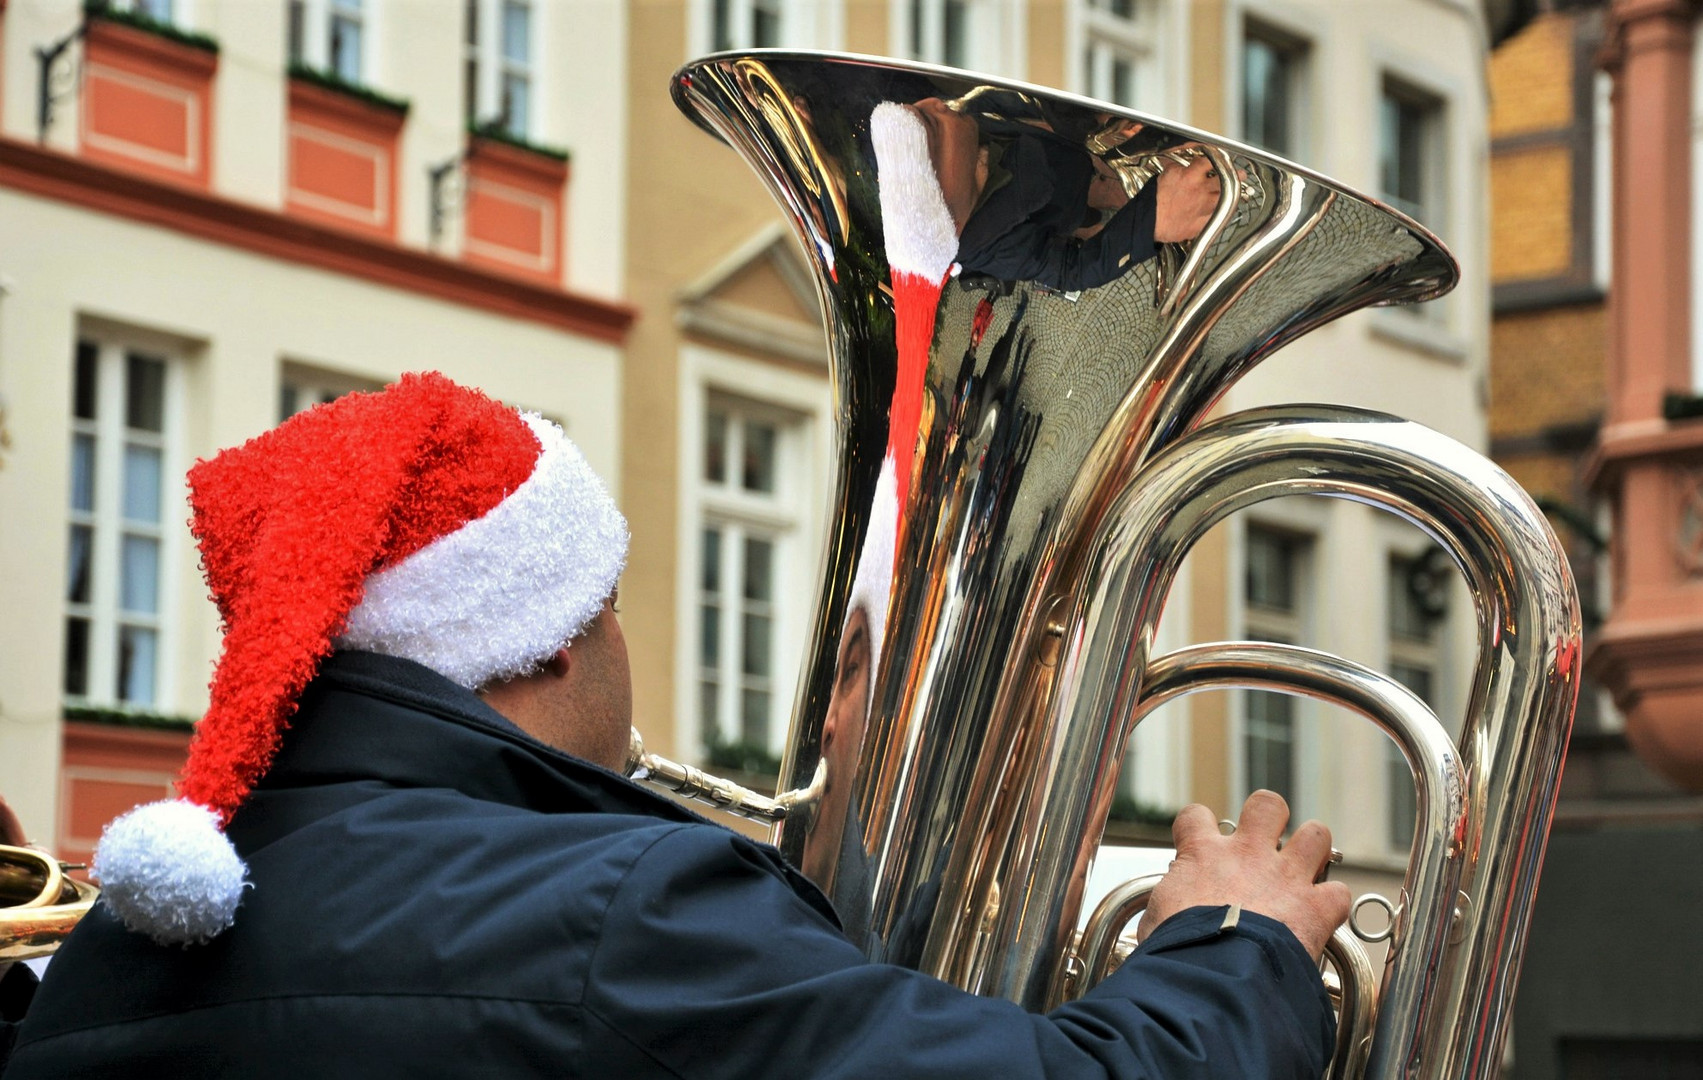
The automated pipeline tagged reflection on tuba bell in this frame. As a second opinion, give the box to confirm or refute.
[649,52,1579,1080]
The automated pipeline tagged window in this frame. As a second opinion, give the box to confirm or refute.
[1241,22,1308,158]
[279,365,382,423]
[288,0,366,84]
[712,0,784,50]
[66,338,181,710]
[1080,0,1159,109]
[1380,77,1444,226]
[465,0,533,137]
[904,0,997,70]
[1386,552,1444,850]
[1243,526,1309,806]
[110,0,176,22]
[696,396,807,759]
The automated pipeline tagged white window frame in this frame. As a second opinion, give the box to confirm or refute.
[289,0,369,84]
[65,331,186,713]
[110,0,181,24]
[1075,0,1162,111]
[894,0,1015,75]
[691,0,837,56]
[1366,49,1463,349]
[279,362,382,422]
[465,0,536,137]
[1379,74,1447,229]
[1068,0,1181,116]
[1383,545,1450,853]
[675,346,832,765]
[1116,557,1190,814]
[1238,16,1312,161]
[1233,519,1316,816]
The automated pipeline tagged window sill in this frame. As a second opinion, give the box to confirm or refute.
[85,4,221,55]
[1368,308,1468,364]
[63,703,196,731]
[469,125,570,166]
[286,65,410,116]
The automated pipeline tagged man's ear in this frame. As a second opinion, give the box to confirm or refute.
[542,647,572,678]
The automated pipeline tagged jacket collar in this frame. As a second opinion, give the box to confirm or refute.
[246,650,705,827]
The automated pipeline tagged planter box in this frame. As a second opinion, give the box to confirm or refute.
[80,18,217,189]
[463,137,568,286]
[58,721,189,866]
[285,77,406,240]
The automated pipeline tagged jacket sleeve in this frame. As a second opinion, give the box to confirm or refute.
[579,825,1334,1080]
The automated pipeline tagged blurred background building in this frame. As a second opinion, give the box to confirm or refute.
[1490,2,1703,1075]
[5,0,1701,1073]
[0,0,634,864]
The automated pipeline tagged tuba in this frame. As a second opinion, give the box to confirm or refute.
[646,52,1580,1080]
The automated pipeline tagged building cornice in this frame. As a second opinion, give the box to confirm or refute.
[0,137,636,344]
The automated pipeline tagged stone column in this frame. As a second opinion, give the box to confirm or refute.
[1589,0,1703,790]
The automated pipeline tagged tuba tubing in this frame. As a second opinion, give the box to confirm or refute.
[1012,405,1577,1079]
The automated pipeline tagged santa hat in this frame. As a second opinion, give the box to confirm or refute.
[871,101,959,511]
[92,372,628,946]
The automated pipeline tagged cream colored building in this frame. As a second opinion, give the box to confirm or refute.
[0,0,1500,905]
[0,0,632,854]
[622,0,1497,900]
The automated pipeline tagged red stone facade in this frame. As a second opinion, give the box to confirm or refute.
[1589,0,1703,790]
[80,18,217,189]
[463,138,569,286]
[285,78,406,240]
[57,723,189,867]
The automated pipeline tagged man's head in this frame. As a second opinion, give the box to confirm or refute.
[477,592,633,772]
[94,373,629,946]
[903,98,986,233]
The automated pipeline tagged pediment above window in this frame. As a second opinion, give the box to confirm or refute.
[677,224,827,367]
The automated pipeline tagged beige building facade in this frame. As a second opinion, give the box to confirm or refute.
[0,0,1506,910]
[0,0,633,853]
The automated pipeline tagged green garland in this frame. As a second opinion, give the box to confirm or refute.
[84,2,220,53]
[704,738,782,778]
[64,704,197,731]
[469,122,571,164]
[288,63,410,115]
[1107,793,1177,828]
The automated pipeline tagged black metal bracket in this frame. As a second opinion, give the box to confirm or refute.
[427,151,468,247]
[35,17,90,142]
[428,116,511,246]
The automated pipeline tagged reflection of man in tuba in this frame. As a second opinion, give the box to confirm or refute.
[875,94,1223,293]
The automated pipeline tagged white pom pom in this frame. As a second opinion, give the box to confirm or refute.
[92,798,248,947]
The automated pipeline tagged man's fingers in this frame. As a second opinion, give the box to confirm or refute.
[1319,880,1352,926]
[1171,803,1218,853]
[1283,819,1334,877]
[1236,789,1290,846]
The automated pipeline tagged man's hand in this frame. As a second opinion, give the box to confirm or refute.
[1152,150,1223,244]
[1137,790,1351,961]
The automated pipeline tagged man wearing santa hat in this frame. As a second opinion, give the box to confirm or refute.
[4,373,1346,1079]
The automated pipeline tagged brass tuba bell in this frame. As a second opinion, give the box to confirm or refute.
[647,51,1579,1080]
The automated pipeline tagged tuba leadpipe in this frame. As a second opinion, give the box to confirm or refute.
[659,51,1578,1080]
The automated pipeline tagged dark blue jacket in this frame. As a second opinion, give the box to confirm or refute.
[4,652,1332,1078]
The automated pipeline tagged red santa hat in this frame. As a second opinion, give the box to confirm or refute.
[92,372,629,946]
[870,101,959,511]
